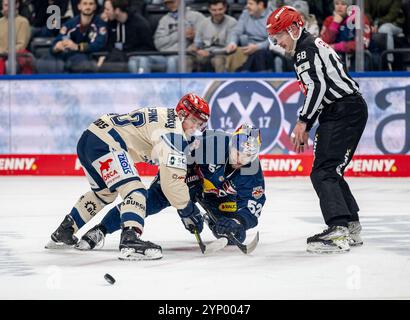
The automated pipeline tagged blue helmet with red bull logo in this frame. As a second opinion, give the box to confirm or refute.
[229,124,262,166]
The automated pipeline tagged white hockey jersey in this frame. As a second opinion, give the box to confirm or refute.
[88,107,190,209]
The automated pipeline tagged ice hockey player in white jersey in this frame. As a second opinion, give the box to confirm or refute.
[45,93,210,260]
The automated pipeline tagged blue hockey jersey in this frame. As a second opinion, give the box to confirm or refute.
[193,130,265,230]
[52,14,107,57]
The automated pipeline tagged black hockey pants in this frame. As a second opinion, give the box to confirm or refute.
[310,93,368,227]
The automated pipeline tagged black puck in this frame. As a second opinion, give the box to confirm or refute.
[104,273,115,285]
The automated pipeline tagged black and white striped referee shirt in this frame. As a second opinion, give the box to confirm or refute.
[293,29,359,129]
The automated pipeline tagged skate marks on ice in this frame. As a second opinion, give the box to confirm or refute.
[0,232,35,276]
[298,215,410,256]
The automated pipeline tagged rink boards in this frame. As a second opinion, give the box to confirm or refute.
[0,73,409,177]
[0,154,409,177]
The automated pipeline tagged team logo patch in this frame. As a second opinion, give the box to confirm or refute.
[99,158,114,175]
[218,202,237,212]
[99,26,107,35]
[96,156,120,185]
[252,186,264,199]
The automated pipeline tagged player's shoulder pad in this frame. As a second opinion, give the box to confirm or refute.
[161,132,190,155]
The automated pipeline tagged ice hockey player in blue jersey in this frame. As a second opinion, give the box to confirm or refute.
[195,124,265,244]
[76,124,265,250]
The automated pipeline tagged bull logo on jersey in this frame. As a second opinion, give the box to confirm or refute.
[252,186,264,200]
[204,79,310,154]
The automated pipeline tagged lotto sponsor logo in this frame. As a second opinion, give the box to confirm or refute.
[0,157,37,171]
[260,158,304,172]
[117,152,133,175]
[346,159,397,173]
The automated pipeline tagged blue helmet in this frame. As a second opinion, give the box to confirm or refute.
[229,124,261,165]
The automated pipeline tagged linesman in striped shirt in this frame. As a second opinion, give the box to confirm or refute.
[266,6,368,254]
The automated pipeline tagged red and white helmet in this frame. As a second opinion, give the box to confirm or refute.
[176,93,210,123]
[266,6,304,44]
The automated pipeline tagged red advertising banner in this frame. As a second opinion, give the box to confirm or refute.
[0,154,409,177]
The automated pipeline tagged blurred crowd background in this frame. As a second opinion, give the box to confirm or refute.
[0,0,409,75]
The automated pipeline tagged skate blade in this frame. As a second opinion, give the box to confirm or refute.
[118,248,163,261]
[74,240,92,251]
[74,238,105,251]
[349,241,363,247]
[45,240,75,250]
[307,242,350,254]
[348,236,363,247]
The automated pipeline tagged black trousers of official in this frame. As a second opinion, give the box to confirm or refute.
[310,93,368,227]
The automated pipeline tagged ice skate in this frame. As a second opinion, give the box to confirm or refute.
[307,225,350,254]
[45,215,78,249]
[348,221,363,247]
[75,224,106,250]
[118,227,162,261]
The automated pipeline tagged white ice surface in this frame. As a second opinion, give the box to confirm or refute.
[0,177,409,300]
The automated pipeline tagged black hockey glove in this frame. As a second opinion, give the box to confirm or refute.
[177,200,204,234]
[214,217,246,243]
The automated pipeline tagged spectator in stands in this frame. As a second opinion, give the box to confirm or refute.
[188,0,237,72]
[101,0,115,23]
[149,0,205,73]
[320,0,371,70]
[365,0,405,70]
[0,0,33,74]
[100,0,116,44]
[269,0,334,28]
[293,0,319,37]
[99,0,154,73]
[225,0,272,72]
[38,0,107,73]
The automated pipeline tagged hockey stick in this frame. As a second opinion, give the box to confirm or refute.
[191,226,228,255]
[193,228,206,253]
[197,199,259,255]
